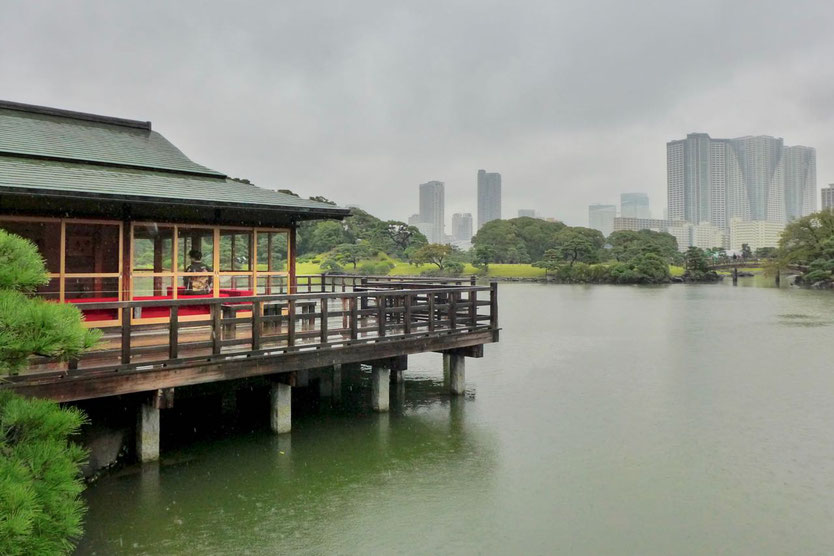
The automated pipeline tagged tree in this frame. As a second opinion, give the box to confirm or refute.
[305,221,351,254]
[327,243,374,270]
[0,392,89,555]
[532,249,562,278]
[553,228,603,266]
[412,244,454,270]
[511,217,566,261]
[0,230,100,374]
[0,230,98,554]
[607,229,679,263]
[471,245,495,273]
[741,243,753,260]
[754,246,778,259]
[683,246,710,274]
[471,220,529,263]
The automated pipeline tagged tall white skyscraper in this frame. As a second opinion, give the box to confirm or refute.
[667,133,816,232]
[418,181,445,243]
[822,184,834,211]
[620,193,651,219]
[477,169,502,230]
[588,204,617,238]
[452,213,473,242]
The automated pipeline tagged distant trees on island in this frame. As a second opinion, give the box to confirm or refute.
[287,190,834,288]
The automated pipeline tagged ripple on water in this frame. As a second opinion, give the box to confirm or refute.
[777,314,829,327]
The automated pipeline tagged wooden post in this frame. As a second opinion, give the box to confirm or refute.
[287,298,296,347]
[428,293,435,332]
[349,296,358,340]
[490,281,498,330]
[121,307,131,365]
[403,293,412,335]
[377,295,386,337]
[212,304,221,355]
[449,292,457,330]
[252,300,262,351]
[288,226,297,294]
[320,297,328,345]
[168,306,179,359]
[468,288,477,330]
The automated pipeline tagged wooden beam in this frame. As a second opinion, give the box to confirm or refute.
[10,331,495,402]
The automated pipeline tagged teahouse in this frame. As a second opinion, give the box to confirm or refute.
[0,101,498,462]
[0,100,347,325]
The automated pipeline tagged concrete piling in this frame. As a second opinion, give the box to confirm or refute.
[449,354,466,395]
[372,365,390,412]
[270,382,292,434]
[136,402,160,463]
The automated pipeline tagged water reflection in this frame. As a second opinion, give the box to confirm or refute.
[79,369,497,554]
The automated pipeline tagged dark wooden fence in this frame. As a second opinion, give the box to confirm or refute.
[30,277,497,378]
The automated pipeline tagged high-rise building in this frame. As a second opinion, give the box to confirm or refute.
[667,133,816,232]
[451,213,473,242]
[588,204,617,238]
[729,219,785,252]
[407,214,421,226]
[822,184,834,211]
[620,193,651,219]
[518,209,536,218]
[477,169,501,229]
[418,180,444,243]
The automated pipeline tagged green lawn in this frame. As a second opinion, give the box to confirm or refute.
[295,261,546,279]
[298,261,694,280]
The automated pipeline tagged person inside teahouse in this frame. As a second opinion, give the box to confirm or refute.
[184,249,212,294]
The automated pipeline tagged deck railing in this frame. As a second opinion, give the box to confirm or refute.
[30,277,497,377]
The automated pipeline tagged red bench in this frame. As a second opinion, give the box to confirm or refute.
[67,288,255,322]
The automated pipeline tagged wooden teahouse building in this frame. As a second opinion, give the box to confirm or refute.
[0,101,498,461]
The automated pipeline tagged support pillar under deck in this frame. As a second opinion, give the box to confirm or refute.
[136,402,160,463]
[372,365,390,412]
[449,353,465,396]
[270,382,292,434]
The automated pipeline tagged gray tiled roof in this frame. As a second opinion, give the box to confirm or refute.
[0,105,222,176]
[0,155,345,214]
[0,101,348,216]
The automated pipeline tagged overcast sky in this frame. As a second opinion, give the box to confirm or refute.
[2,1,834,226]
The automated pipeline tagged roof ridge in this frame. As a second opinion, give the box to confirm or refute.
[0,100,151,131]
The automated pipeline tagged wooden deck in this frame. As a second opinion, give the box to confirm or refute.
[3,276,499,402]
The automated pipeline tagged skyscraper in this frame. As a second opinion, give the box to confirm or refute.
[477,169,501,230]
[667,133,816,232]
[822,184,834,211]
[588,204,617,237]
[620,193,650,219]
[452,213,473,242]
[418,180,444,243]
[518,209,536,218]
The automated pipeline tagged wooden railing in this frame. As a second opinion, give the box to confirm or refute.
[32,279,498,377]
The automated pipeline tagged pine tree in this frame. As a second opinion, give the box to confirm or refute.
[0,229,100,374]
[0,229,100,553]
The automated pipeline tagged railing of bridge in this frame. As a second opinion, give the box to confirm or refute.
[23,277,498,378]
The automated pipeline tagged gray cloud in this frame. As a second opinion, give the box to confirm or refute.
[2,0,833,225]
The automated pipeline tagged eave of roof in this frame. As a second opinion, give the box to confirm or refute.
[0,155,350,218]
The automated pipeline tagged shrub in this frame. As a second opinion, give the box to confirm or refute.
[358,261,394,275]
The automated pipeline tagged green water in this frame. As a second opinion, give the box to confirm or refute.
[78,281,834,554]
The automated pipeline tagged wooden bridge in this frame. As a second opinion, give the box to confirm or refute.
[708,260,805,272]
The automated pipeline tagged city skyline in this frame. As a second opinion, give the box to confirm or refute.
[667,133,816,231]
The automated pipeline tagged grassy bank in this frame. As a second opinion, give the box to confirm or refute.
[296,262,547,279]
[298,262,691,280]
